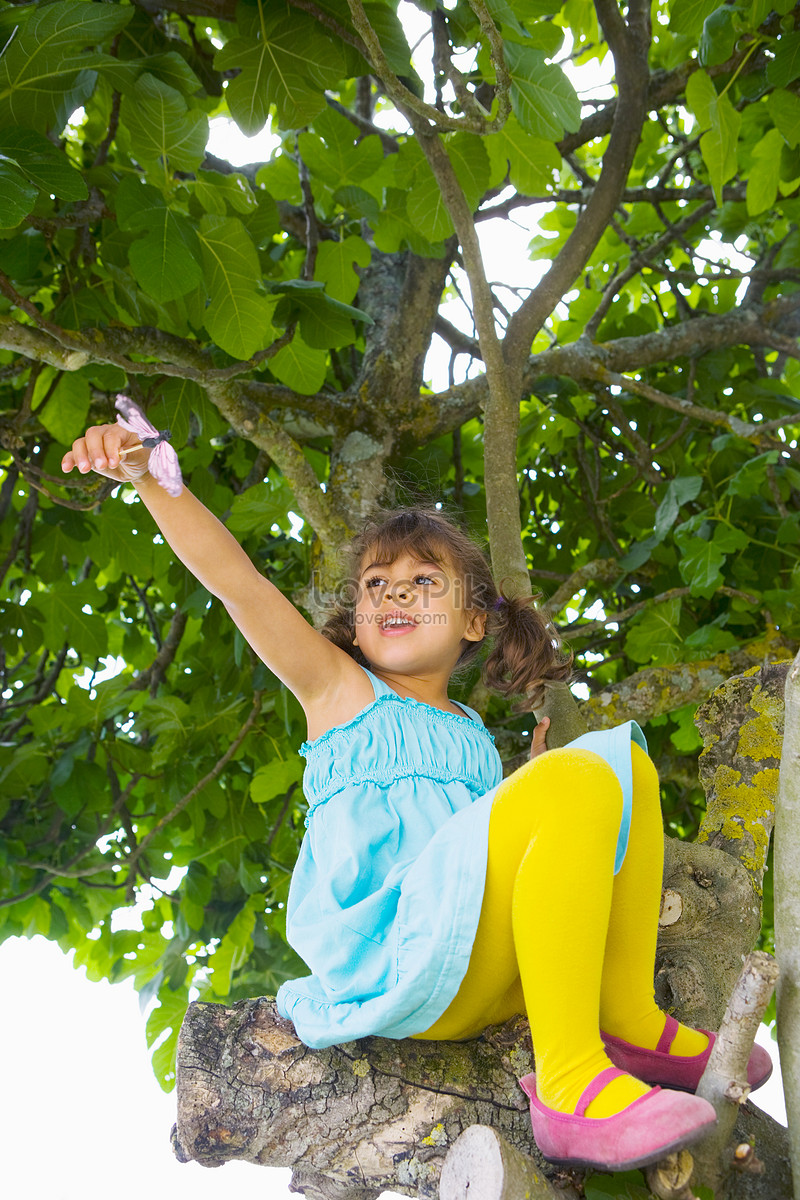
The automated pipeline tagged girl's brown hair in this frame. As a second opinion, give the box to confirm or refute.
[320,505,572,707]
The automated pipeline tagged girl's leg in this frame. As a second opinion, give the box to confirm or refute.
[598,743,708,1056]
[418,749,652,1118]
[508,749,651,1118]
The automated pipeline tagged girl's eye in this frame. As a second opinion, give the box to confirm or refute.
[414,575,434,585]
[365,576,385,589]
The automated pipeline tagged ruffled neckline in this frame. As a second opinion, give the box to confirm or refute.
[300,691,496,756]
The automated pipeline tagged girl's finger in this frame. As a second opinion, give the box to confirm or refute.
[530,716,550,759]
[66,437,91,473]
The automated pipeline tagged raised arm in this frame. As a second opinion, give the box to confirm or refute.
[62,423,350,708]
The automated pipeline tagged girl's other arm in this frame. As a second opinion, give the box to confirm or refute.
[62,424,352,708]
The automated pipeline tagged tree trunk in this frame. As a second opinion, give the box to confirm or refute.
[776,650,800,1200]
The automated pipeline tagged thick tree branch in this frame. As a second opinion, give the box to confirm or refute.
[695,663,789,893]
[502,0,652,379]
[410,298,800,443]
[582,636,796,730]
[775,648,800,1200]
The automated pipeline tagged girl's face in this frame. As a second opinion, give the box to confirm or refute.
[352,550,485,674]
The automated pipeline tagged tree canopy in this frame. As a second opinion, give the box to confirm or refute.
[0,0,798,1096]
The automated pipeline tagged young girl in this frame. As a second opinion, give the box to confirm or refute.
[62,421,771,1173]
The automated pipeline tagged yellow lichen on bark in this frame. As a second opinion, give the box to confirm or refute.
[695,664,788,894]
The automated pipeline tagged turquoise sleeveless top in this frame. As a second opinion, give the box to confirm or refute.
[276,666,646,1049]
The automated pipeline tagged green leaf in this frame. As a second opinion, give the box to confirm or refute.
[485,115,559,194]
[271,279,371,349]
[250,758,304,805]
[198,215,276,359]
[712,522,750,553]
[678,536,727,597]
[769,89,800,150]
[298,108,383,187]
[209,900,259,997]
[37,373,91,443]
[407,165,455,241]
[699,6,737,67]
[372,186,445,256]
[0,128,87,202]
[670,0,720,36]
[37,580,108,658]
[117,178,203,303]
[625,598,684,665]
[685,70,740,205]
[146,990,190,1050]
[314,236,371,305]
[447,134,491,209]
[504,42,581,139]
[684,622,739,659]
[685,68,717,129]
[0,160,38,226]
[255,153,303,204]
[150,1025,181,1093]
[121,73,208,172]
[0,0,132,130]
[184,861,213,908]
[269,335,328,394]
[766,32,800,88]
[747,128,784,215]
[654,476,703,541]
[669,704,704,753]
[215,9,345,134]
[194,169,257,216]
[725,450,779,497]
[226,478,295,534]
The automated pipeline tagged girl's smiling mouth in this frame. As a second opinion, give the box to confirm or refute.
[379,611,419,634]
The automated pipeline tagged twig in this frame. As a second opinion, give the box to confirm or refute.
[693,951,779,1194]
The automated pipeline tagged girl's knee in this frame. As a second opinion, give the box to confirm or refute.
[492,747,623,828]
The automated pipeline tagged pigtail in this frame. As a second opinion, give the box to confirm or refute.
[483,593,573,709]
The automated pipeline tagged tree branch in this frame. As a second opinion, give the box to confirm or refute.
[775,648,800,1200]
[583,635,796,729]
[693,952,780,1195]
[502,0,652,378]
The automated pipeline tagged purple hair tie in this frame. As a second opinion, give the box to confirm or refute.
[493,597,505,610]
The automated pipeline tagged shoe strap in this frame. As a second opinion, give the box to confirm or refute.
[574,1066,627,1117]
[655,1013,679,1055]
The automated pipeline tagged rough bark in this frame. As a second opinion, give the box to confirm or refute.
[776,650,800,1200]
[582,638,795,730]
[693,951,780,1196]
[696,662,788,894]
[174,1001,542,1198]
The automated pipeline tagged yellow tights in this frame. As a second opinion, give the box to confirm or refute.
[414,745,708,1118]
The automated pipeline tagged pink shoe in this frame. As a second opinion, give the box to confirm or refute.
[602,1014,773,1093]
[519,1067,717,1172]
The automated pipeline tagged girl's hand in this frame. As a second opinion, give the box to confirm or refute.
[61,423,151,485]
[530,716,550,760]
